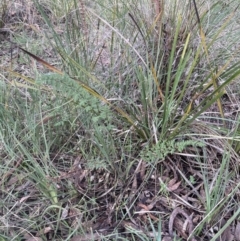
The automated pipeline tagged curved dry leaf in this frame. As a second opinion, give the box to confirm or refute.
[168,178,177,187]
[61,204,69,219]
[168,180,181,192]
[169,207,194,240]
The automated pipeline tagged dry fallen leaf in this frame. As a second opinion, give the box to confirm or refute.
[162,236,173,241]
[168,177,177,187]
[19,195,31,204]
[36,227,52,236]
[61,204,69,219]
[168,180,181,192]
[235,221,240,241]
[220,226,234,241]
[24,237,43,241]
[70,233,103,241]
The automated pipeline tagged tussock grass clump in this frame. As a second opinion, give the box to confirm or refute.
[0,0,240,240]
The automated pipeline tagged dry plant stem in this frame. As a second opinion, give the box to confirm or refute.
[151,0,163,34]
[130,159,143,200]
[79,0,88,45]
[152,0,162,19]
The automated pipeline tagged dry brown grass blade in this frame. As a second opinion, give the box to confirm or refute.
[91,42,106,70]
[150,61,165,102]
[128,13,146,46]
[151,0,164,35]
[5,37,62,74]
[19,47,63,75]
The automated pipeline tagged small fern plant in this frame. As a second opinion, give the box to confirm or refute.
[36,72,113,127]
[140,139,205,162]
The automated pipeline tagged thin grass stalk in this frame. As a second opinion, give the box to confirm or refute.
[170,52,240,139]
[161,15,182,136]
[189,180,240,240]
[209,208,240,241]
[87,8,147,68]
[193,0,238,125]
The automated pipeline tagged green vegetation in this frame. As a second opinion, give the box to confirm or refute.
[0,0,240,240]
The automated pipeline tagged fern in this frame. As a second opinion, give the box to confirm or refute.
[141,139,205,162]
[35,73,113,126]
